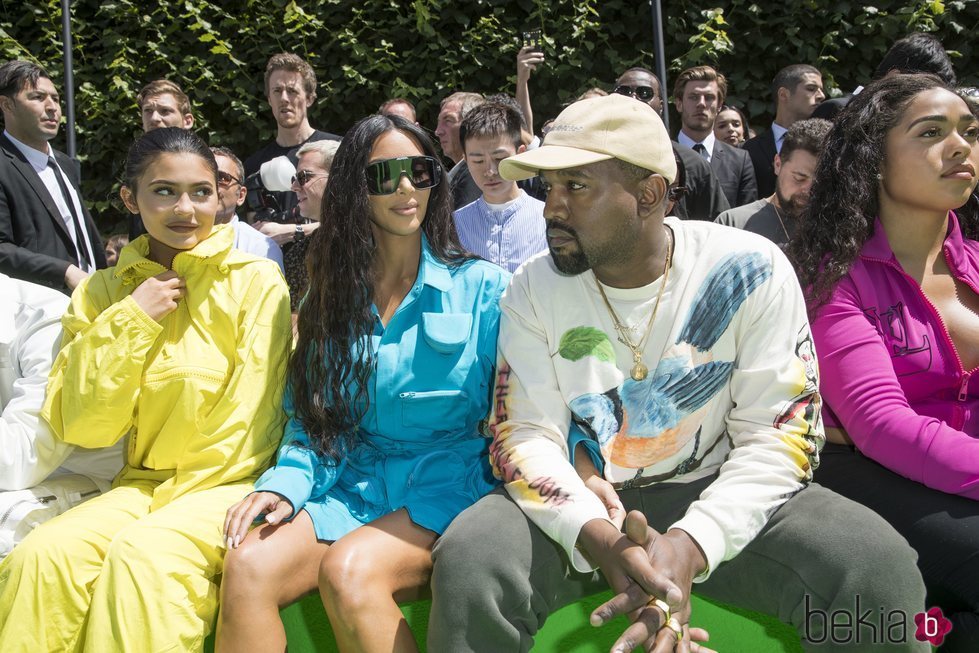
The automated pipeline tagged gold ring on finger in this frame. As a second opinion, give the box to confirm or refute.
[645,597,671,624]
[664,616,683,640]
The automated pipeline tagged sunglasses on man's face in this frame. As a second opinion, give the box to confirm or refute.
[216,171,242,188]
[292,169,328,188]
[365,156,442,195]
[613,85,657,102]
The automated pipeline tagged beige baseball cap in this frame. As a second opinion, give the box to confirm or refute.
[499,93,676,183]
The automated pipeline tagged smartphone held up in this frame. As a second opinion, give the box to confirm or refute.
[521,29,543,54]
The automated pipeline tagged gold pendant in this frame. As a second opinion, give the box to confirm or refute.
[631,361,648,381]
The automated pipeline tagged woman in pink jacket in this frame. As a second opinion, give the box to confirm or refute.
[792,74,979,651]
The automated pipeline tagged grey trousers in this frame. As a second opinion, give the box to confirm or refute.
[428,477,929,652]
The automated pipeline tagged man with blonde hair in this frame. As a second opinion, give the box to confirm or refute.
[612,66,729,221]
[270,137,341,314]
[136,79,194,132]
[245,53,340,225]
[673,65,757,208]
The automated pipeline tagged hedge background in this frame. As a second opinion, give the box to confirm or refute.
[2,0,978,235]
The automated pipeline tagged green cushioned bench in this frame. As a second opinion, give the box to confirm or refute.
[204,591,802,652]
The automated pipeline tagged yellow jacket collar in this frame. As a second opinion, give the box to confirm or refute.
[114,224,236,282]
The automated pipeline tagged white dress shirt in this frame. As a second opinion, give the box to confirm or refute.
[230,215,285,274]
[677,130,717,162]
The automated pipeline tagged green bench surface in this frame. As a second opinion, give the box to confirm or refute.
[205,591,802,652]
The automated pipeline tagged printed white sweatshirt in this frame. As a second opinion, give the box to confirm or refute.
[490,217,823,578]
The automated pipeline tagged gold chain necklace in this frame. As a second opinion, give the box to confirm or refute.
[770,200,790,242]
[594,227,673,381]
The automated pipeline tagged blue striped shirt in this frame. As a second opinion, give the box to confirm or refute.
[452,191,548,273]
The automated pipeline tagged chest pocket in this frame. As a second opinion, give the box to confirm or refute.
[421,312,472,354]
[400,313,476,435]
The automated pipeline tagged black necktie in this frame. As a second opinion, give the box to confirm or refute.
[47,156,91,269]
[692,143,709,160]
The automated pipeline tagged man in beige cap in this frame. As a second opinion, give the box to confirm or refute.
[428,94,929,652]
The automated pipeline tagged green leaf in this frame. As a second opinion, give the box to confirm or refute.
[558,327,616,363]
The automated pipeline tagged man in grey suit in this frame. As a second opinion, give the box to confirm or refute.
[0,60,104,291]
[673,65,757,208]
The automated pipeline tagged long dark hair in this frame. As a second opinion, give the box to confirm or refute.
[789,74,979,310]
[290,114,472,460]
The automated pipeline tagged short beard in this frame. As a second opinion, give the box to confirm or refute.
[546,221,592,275]
[775,187,805,222]
[551,245,591,275]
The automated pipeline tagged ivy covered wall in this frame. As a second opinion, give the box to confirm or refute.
[2,0,976,232]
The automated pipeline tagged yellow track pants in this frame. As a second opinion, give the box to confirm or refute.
[0,479,251,652]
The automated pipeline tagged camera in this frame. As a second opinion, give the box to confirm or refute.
[245,155,297,223]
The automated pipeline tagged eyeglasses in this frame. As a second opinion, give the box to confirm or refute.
[217,171,242,188]
[613,85,657,102]
[364,156,441,195]
[291,170,328,188]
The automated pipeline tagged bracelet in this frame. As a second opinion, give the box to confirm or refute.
[294,223,305,242]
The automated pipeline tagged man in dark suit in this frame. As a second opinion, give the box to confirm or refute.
[0,60,104,291]
[613,67,729,220]
[673,65,757,208]
[743,64,825,197]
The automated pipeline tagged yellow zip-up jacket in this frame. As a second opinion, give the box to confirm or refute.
[41,224,292,509]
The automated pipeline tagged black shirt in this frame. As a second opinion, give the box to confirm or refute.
[244,129,341,221]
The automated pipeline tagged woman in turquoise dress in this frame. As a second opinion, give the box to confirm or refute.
[216,114,510,653]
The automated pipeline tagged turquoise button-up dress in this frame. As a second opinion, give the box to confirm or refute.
[255,240,510,539]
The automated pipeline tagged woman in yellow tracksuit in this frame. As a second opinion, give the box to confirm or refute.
[0,127,292,652]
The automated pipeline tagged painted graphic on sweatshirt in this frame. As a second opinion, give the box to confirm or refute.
[564,252,771,470]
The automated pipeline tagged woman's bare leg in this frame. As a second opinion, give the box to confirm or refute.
[318,509,437,653]
[216,510,330,653]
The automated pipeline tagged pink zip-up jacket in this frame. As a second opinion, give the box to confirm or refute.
[812,212,979,499]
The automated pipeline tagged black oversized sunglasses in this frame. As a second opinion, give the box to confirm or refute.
[613,85,657,102]
[365,156,441,195]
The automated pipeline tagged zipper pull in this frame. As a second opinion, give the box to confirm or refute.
[959,372,971,401]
